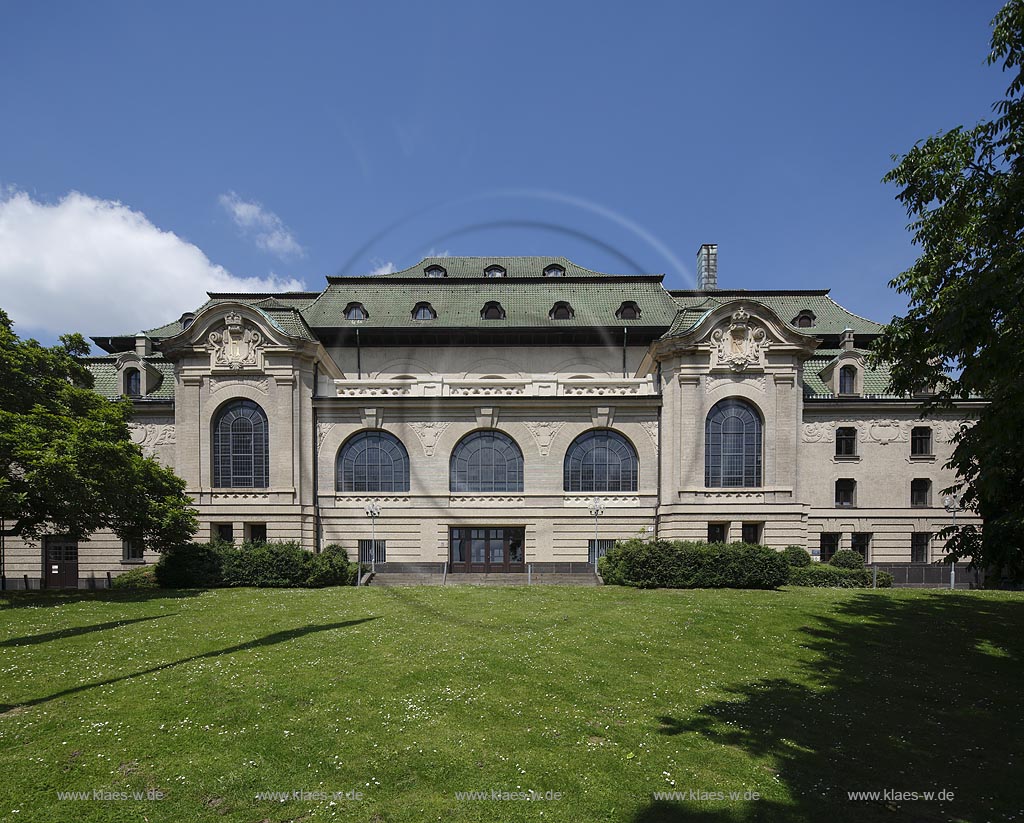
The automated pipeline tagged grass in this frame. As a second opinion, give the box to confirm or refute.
[0,585,1021,823]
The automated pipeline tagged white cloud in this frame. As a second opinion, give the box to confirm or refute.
[0,190,304,339]
[368,258,397,275]
[219,191,304,259]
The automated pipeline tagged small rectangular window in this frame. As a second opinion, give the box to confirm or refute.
[358,540,387,564]
[851,532,872,561]
[835,479,856,507]
[588,539,616,564]
[910,479,931,508]
[911,426,933,456]
[820,533,841,562]
[215,523,234,543]
[122,540,144,562]
[911,532,930,563]
[835,427,857,457]
[707,523,728,543]
[248,523,267,544]
[741,523,762,544]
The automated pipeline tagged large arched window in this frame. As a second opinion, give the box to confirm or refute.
[705,399,762,488]
[450,430,523,492]
[213,399,269,488]
[337,431,410,492]
[564,430,638,492]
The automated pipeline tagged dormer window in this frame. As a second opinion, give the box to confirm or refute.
[424,265,447,278]
[344,302,368,320]
[481,301,506,320]
[549,301,574,320]
[793,310,816,328]
[839,364,857,395]
[124,367,141,398]
[179,312,195,330]
[616,301,641,320]
[543,264,565,277]
[412,302,437,320]
[484,265,506,278]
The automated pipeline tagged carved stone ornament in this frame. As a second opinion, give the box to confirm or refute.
[409,421,450,456]
[208,312,264,371]
[524,421,565,456]
[709,308,768,372]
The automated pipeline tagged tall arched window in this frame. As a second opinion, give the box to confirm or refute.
[213,399,269,488]
[564,430,638,492]
[124,367,141,397]
[705,399,762,487]
[450,430,523,492]
[839,365,857,394]
[337,431,410,492]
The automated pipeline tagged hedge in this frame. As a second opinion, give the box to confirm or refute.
[154,541,358,589]
[787,564,894,588]
[829,549,867,570]
[111,565,159,590]
[598,539,789,589]
[782,545,812,567]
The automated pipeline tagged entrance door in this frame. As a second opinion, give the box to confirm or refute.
[44,537,79,589]
[449,527,525,573]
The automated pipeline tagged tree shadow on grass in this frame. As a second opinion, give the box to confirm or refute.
[0,614,172,647]
[0,588,204,609]
[0,617,380,715]
[632,593,1024,823]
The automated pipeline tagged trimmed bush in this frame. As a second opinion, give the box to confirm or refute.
[599,538,789,590]
[306,544,357,587]
[111,565,158,590]
[155,542,226,588]
[788,564,893,588]
[829,549,866,570]
[782,545,812,567]
[221,541,308,588]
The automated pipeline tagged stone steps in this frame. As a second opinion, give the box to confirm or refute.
[369,571,600,587]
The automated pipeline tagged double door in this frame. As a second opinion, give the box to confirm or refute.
[44,537,79,589]
[450,527,525,573]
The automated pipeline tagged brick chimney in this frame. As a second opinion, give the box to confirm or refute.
[697,244,718,290]
[841,327,855,350]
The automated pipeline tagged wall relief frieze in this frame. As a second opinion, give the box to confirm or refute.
[524,421,565,456]
[208,375,269,395]
[129,423,175,458]
[706,373,768,394]
[409,421,451,456]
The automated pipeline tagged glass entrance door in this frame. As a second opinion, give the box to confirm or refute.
[44,537,79,589]
[449,527,525,573]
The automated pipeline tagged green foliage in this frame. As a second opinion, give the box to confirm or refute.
[305,544,356,588]
[110,565,158,590]
[828,549,866,570]
[782,545,812,567]
[155,542,226,588]
[599,538,789,590]
[0,308,197,550]
[221,541,309,588]
[788,564,894,588]
[874,0,1024,580]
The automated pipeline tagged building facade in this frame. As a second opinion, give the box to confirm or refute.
[2,247,982,587]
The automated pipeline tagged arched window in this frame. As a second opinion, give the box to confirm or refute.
[549,301,574,320]
[543,264,565,277]
[412,302,437,320]
[124,367,141,398]
[450,430,523,493]
[424,265,447,278]
[839,365,857,394]
[481,301,506,320]
[344,302,368,320]
[705,399,762,488]
[337,431,410,492]
[564,430,638,492]
[616,301,641,320]
[484,265,506,278]
[213,399,269,488]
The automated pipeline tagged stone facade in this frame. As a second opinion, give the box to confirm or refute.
[1,253,981,588]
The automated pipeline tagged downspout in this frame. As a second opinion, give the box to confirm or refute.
[655,361,663,540]
[355,327,362,379]
[312,363,321,553]
[622,326,628,378]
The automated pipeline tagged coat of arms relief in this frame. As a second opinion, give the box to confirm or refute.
[709,308,769,372]
[208,312,264,371]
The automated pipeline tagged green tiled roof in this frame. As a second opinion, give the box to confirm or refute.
[370,256,632,279]
[302,278,679,329]
[667,290,884,337]
[83,357,174,400]
[802,348,895,398]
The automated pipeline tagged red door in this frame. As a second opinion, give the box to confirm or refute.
[44,538,79,589]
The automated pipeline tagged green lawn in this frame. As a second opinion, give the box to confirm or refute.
[0,586,1021,823]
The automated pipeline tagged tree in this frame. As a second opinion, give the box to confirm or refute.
[874,0,1024,581]
[0,308,197,551]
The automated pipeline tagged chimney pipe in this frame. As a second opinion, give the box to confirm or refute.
[697,244,718,290]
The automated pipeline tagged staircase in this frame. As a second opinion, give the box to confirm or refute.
[368,570,600,587]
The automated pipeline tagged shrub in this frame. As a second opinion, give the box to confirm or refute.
[781,545,812,567]
[305,544,357,587]
[788,564,893,588]
[111,565,158,590]
[221,541,308,588]
[829,549,866,570]
[155,542,225,588]
[599,538,789,590]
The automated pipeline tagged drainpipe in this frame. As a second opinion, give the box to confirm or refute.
[622,326,628,378]
[655,362,662,540]
[355,327,362,379]
[312,366,321,553]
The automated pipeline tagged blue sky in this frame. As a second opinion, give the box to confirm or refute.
[0,0,1009,345]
